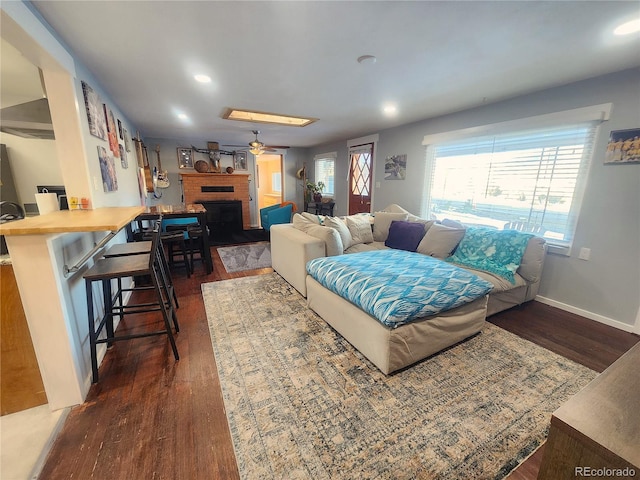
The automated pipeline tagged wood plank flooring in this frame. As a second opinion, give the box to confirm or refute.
[37,247,639,479]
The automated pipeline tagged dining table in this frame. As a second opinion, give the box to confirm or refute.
[133,203,213,274]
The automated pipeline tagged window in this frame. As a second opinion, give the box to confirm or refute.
[314,152,336,196]
[424,123,599,252]
[272,172,281,192]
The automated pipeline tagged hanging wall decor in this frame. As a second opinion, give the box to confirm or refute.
[605,128,640,164]
[81,81,107,140]
[104,106,120,157]
[119,144,128,169]
[384,154,407,180]
[97,145,118,192]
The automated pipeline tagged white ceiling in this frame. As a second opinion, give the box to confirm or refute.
[20,1,640,149]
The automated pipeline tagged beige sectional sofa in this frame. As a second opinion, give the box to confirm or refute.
[270,205,546,373]
[271,206,546,317]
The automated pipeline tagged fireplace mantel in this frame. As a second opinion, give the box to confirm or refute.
[181,173,250,230]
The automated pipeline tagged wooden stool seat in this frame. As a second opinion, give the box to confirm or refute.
[103,241,151,257]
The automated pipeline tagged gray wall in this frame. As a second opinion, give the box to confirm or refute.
[308,68,640,329]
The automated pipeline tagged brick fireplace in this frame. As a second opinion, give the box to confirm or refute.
[181,173,251,230]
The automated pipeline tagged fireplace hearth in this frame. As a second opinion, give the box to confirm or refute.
[197,200,243,241]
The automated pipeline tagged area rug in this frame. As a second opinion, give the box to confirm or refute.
[202,273,597,480]
[216,242,271,273]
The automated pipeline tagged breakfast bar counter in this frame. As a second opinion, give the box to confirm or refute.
[0,206,144,236]
[1,206,146,410]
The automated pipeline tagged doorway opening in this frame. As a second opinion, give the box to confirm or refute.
[256,154,283,227]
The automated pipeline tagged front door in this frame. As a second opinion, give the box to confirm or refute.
[348,143,374,215]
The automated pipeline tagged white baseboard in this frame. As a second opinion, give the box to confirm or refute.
[535,295,639,334]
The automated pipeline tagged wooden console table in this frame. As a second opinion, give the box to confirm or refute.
[537,342,640,479]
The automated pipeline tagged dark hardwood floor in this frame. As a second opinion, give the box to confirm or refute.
[38,247,639,479]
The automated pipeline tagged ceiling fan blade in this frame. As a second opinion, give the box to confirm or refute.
[264,145,290,149]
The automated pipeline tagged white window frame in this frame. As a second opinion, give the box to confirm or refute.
[421,104,612,255]
[314,152,336,197]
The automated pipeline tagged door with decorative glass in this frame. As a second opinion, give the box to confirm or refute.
[348,143,374,215]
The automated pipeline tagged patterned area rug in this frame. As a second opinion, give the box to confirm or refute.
[202,273,596,479]
[217,242,271,273]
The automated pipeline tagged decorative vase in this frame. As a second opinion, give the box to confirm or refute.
[313,193,322,203]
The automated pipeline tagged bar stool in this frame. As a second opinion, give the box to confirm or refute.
[84,222,179,383]
[185,224,208,272]
[102,239,179,310]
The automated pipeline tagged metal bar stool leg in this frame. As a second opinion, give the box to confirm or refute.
[86,278,99,383]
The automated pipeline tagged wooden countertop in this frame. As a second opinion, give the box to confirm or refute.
[0,206,145,236]
[551,341,640,467]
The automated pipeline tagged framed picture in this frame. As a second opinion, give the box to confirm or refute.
[104,105,120,158]
[234,151,248,171]
[81,81,107,140]
[384,154,407,180]
[97,145,118,192]
[177,147,194,169]
[123,128,132,152]
[605,128,640,164]
[119,144,128,169]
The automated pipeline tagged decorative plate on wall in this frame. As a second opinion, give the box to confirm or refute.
[194,159,210,173]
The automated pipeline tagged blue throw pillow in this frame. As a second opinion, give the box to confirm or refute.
[446,226,533,284]
[385,220,426,252]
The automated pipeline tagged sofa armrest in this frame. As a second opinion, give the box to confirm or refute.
[271,223,326,296]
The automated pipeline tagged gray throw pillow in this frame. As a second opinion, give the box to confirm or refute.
[416,223,466,258]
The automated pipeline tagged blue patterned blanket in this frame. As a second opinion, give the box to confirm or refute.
[306,250,493,328]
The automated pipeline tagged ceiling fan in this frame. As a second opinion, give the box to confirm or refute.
[223,130,289,155]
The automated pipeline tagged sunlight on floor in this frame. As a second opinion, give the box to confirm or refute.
[1,405,68,480]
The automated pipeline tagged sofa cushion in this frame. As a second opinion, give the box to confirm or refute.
[324,216,353,250]
[517,236,546,283]
[346,215,374,245]
[305,225,344,256]
[416,223,466,258]
[293,213,315,231]
[300,212,324,224]
[372,212,409,241]
[385,220,426,252]
[446,227,533,284]
[345,241,387,253]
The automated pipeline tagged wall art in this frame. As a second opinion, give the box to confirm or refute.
[81,81,107,140]
[177,147,194,169]
[98,145,118,192]
[103,106,120,157]
[384,154,407,180]
[605,128,640,164]
[234,151,248,170]
[119,144,128,169]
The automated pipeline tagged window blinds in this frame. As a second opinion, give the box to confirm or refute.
[314,152,336,196]
[427,123,597,249]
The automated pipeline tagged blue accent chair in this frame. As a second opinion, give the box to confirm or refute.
[260,203,294,232]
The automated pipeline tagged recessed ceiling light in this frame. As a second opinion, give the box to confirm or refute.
[614,18,640,36]
[194,74,212,83]
[383,104,397,116]
[177,113,188,120]
[357,55,377,65]
[223,108,317,127]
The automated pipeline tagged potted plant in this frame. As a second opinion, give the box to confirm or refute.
[306,180,325,203]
